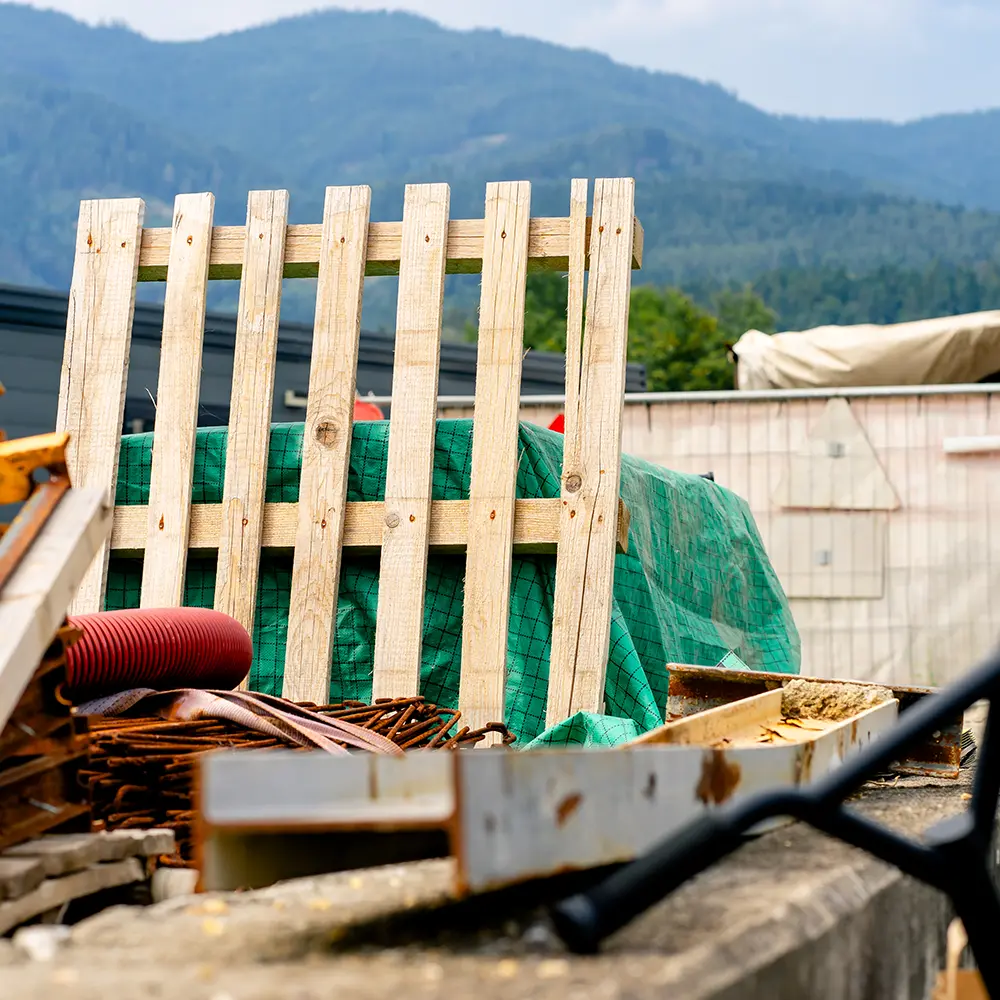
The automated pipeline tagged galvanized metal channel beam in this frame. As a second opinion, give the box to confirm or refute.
[196,698,898,895]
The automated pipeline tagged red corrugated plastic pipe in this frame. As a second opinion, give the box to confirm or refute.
[65,607,253,701]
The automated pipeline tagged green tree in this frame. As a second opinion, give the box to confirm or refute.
[467,276,777,391]
[465,273,571,351]
[713,285,777,341]
[628,287,733,391]
[522,273,571,353]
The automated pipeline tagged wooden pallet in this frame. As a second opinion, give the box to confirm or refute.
[56,180,643,734]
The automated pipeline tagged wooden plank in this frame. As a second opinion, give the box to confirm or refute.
[93,828,176,861]
[0,489,112,731]
[0,857,45,902]
[113,497,631,554]
[0,858,143,936]
[371,184,450,700]
[56,198,144,614]
[3,830,175,877]
[934,921,989,1000]
[282,186,371,704]
[546,178,636,726]
[137,216,644,281]
[213,190,289,683]
[458,181,532,736]
[3,833,106,877]
[562,179,588,459]
[629,690,784,746]
[140,192,215,608]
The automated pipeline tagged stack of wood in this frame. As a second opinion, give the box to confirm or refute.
[0,623,91,852]
[0,829,174,934]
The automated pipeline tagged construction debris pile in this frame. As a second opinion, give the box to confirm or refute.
[84,697,515,864]
[0,623,90,852]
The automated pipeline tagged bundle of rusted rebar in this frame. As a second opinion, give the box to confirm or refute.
[82,697,514,864]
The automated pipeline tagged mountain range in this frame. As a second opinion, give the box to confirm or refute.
[4,1,1000,326]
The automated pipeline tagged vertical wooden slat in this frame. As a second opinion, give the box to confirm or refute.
[458,181,532,736]
[282,186,371,704]
[140,192,215,608]
[562,178,589,458]
[56,198,145,615]
[213,190,289,684]
[546,178,635,726]
[371,183,450,700]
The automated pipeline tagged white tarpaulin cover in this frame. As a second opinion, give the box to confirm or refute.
[732,311,1000,390]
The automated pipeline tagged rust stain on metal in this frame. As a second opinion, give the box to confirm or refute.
[556,792,583,826]
[642,772,657,800]
[696,750,741,805]
[797,741,815,784]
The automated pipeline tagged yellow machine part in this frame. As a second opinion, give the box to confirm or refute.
[0,433,70,505]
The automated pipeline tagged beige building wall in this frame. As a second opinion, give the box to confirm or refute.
[433,386,1000,688]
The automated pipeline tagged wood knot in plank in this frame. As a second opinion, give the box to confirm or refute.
[314,421,340,448]
[385,511,400,529]
[565,474,582,493]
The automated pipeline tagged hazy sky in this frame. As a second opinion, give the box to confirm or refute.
[23,0,1000,121]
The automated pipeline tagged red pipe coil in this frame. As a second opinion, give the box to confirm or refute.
[65,607,253,700]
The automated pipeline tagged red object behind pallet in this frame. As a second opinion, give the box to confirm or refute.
[548,414,565,433]
[354,399,384,421]
[65,608,253,700]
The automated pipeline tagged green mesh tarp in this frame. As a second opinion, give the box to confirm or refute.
[107,420,800,747]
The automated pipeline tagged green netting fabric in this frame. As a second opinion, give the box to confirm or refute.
[107,419,799,746]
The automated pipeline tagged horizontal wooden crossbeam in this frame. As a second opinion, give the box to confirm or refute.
[111,497,631,556]
[137,215,644,281]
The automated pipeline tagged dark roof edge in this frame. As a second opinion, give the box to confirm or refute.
[0,283,647,390]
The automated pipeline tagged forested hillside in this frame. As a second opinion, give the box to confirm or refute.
[5,0,1000,381]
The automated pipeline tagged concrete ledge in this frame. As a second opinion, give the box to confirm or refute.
[0,773,985,999]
